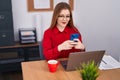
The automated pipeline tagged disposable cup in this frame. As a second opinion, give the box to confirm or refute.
[48,60,59,73]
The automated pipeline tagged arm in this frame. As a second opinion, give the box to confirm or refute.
[42,30,61,60]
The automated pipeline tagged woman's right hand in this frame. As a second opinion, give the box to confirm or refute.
[58,40,74,52]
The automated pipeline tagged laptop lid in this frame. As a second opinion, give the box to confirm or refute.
[61,50,105,71]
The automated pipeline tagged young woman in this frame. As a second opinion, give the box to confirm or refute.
[42,2,85,60]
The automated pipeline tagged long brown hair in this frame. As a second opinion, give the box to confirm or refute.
[49,2,75,29]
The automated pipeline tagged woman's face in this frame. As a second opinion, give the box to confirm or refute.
[57,9,70,28]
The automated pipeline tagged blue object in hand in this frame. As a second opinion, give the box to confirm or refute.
[70,33,79,42]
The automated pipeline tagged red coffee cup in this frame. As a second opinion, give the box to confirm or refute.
[48,60,59,73]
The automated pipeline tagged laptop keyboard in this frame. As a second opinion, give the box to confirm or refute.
[60,60,68,69]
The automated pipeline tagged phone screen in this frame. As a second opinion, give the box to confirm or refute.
[70,33,79,42]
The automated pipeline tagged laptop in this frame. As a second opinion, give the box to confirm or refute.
[60,50,105,71]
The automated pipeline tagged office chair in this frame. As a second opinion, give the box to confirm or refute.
[39,41,45,60]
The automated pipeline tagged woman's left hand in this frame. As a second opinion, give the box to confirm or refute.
[70,39,85,50]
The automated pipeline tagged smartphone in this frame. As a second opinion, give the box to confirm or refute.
[70,33,79,42]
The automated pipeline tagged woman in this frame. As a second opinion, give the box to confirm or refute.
[42,2,85,60]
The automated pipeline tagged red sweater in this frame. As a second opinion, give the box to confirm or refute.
[42,26,83,60]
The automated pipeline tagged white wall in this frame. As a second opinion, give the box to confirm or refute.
[11,0,52,41]
[11,0,120,61]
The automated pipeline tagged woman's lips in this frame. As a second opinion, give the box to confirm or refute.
[62,22,66,24]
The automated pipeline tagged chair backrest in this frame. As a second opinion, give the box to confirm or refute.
[39,41,45,60]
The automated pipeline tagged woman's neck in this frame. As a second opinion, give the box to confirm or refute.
[57,25,65,32]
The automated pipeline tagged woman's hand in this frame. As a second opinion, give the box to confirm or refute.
[70,39,85,50]
[58,40,74,52]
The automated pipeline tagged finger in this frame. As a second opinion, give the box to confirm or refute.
[68,40,74,43]
[70,42,78,45]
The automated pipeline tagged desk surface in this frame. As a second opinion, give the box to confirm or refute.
[21,60,120,80]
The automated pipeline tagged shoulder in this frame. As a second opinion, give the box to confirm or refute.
[44,28,53,34]
[43,28,52,38]
[68,26,80,33]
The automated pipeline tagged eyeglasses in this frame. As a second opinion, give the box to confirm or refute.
[58,15,70,19]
